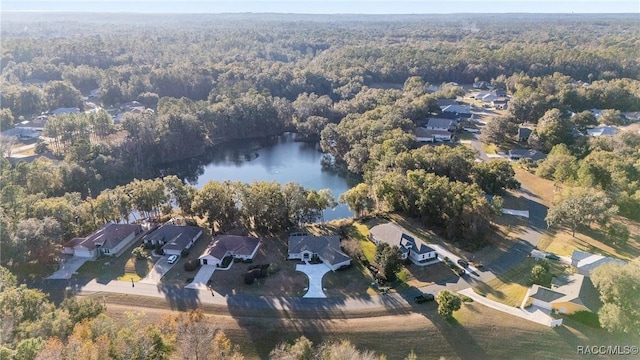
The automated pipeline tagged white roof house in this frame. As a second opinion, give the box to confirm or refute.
[571,250,626,276]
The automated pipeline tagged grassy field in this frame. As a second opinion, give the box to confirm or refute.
[473,258,570,307]
[513,166,555,206]
[538,219,640,260]
[99,296,639,360]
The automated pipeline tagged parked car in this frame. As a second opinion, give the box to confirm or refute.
[545,253,560,261]
[167,254,179,264]
[414,293,435,303]
[457,259,469,267]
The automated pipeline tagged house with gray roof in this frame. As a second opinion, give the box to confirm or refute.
[571,250,626,276]
[587,125,618,137]
[62,223,142,259]
[1,127,40,140]
[143,223,203,256]
[50,107,80,116]
[441,104,472,118]
[425,118,455,132]
[527,273,601,314]
[288,234,351,271]
[517,127,533,142]
[369,223,437,264]
[198,235,261,267]
[508,148,547,164]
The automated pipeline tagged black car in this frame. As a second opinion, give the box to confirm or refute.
[457,259,469,267]
[545,253,561,261]
[414,293,435,303]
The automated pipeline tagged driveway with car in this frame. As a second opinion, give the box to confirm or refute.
[139,256,177,284]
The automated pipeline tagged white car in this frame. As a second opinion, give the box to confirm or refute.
[167,255,179,264]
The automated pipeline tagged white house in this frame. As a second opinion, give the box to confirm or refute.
[369,223,438,265]
[198,235,261,267]
[143,223,203,256]
[62,223,142,259]
[571,250,626,276]
[288,234,352,271]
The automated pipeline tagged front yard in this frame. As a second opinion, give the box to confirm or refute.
[76,238,154,283]
[473,258,570,307]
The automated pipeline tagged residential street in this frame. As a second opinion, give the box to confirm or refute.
[57,185,547,317]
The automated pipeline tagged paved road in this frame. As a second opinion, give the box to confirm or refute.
[38,186,548,316]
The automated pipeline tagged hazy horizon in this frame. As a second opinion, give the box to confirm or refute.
[2,1,639,14]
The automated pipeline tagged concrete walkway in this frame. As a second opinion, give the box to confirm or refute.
[46,257,88,279]
[296,263,331,298]
[458,288,556,327]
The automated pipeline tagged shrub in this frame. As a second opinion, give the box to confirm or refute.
[184,259,200,272]
[267,263,280,275]
[244,271,255,285]
[132,246,148,260]
[568,311,600,328]
[180,248,190,257]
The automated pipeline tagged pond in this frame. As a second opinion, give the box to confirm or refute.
[193,133,357,221]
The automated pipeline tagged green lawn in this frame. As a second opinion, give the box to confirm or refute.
[77,240,154,283]
[348,222,376,263]
[473,258,568,307]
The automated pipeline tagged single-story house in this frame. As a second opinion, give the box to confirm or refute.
[517,127,533,142]
[50,107,80,116]
[492,98,509,110]
[494,89,508,97]
[425,118,456,132]
[62,223,142,259]
[15,116,48,131]
[571,250,626,276]
[369,223,437,264]
[437,98,458,109]
[623,112,640,122]
[198,235,260,267]
[143,223,203,256]
[527,273,600,314]
[414,128,452,142]
[587,125,618,137]
[1,127,40,140]
[481,92,498,103]
[414,127,435,142]
[288,234,352,271]
[441,104,472,118]
[508,148,547,164]
[473,81,490,89]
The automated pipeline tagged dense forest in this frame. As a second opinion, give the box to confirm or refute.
[1,13,639,252]
[1,12,640,359]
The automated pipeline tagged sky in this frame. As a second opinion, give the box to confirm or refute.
[1,0,639,14]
